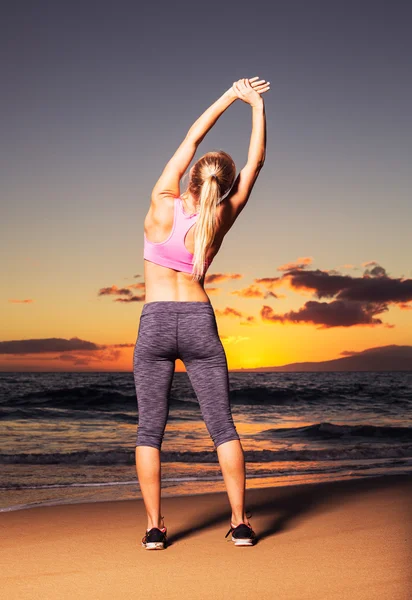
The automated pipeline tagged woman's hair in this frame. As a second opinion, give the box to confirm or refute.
[181,150,236,281]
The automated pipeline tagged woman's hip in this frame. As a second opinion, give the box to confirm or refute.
[135,301,222,360]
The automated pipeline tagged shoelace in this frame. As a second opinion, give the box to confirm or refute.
[225,511,253,539]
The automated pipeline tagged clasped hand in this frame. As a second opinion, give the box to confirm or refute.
[228,77,270,106]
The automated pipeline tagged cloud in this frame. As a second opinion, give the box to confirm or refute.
[8,299,34,304]
[99,261,410,329]
[231,283,279,299]
[362,260,379,267]
[242,315,257,325]
[363,265,387,277]
[98,285,133,296]
[115,295,145,302]
[0,337,101,354]
[254,277,281,286]
[54,354,92,366]
[280,264,412,305]
[55,346,125,364]
[338,273,412,304]
[215,307,243,318]
[215,307,257,325]
[281,269,355,298]
[229,276,282,299]
[0,338,134,356]
[112,343,135,348]
[98,280,146,302]
[277,256,313,272]
[205,273,243,284]
[261,300,388,329]
[127,282,146,290]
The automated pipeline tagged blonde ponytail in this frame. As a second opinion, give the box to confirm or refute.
[182,150,236,282]
[190,176,219,281]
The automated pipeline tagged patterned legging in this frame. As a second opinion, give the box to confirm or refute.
[133,301,240,450]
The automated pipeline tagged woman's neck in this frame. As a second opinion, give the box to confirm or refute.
[181,192,200,213]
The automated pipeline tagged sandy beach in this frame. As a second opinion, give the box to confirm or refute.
[1,474,411,600]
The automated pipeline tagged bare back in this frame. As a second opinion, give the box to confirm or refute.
[143,194,240,303]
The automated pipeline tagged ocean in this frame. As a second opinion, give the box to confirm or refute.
[1,371,411,512]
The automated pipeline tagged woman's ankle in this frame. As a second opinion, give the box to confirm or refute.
[231,514,250,527]
[147,515,165,530]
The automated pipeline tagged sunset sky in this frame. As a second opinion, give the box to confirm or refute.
[1,1,411,371]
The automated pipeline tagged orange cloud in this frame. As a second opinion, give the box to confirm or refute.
[98,285,133,296]
[205,273,243,284]
[127,282,146,290]
[115,295,145,303]
[277,256,313,272]
[214,306,257,325]
[231,278,281,299]
[361,260,378,267]
[231,284,268,298]
[215,307,243,318]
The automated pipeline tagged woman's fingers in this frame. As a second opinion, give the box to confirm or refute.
[250,79,267,87]
[255,84,270,93]
[234,77,268,85]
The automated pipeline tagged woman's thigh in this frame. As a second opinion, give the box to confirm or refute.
[177,311,239,446]
[133,310,177,447]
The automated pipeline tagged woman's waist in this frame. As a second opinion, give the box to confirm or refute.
[143,284,210,302]
[143,276,209,303]
[141,299,214,315]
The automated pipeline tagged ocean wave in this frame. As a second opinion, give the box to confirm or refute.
[0,386,198,415]
[256,422,412,441]
[2,379,411,411]
[2,443,412,466]
[0,407,200,423]
[3,463,412,492]
[230,384,412,406]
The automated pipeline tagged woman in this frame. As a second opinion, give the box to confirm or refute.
[134,77,269,549]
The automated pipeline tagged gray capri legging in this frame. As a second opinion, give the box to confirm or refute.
[133,300,240,450]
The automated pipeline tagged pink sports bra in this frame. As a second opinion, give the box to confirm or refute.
[143,197,212,273]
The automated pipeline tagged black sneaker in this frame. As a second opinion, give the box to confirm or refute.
[141,517,167,550]
[225,518,256,546]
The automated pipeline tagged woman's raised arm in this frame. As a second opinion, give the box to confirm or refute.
[223,78,269,219]
[186,88,237,144]
[187,77,269,144]
[151,78,268,202]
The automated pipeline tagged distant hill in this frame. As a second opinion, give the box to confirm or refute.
[232,345,412,372]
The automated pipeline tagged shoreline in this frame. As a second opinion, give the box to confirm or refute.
[2,473,411,599]
[2,469,412,514]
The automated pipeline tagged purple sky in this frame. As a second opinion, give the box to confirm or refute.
[1,1,411,370]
